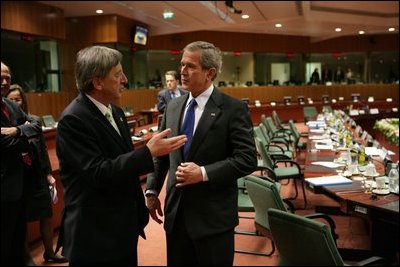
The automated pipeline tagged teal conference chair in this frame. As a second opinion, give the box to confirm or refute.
[268,208,384,266]
[235,175,280,256]
[303,106,317,123]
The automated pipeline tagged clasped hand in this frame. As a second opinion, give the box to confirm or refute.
[175,162,203,188]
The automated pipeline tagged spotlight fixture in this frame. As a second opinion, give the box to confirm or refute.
[163,10,174,19]
[225,1,242,14]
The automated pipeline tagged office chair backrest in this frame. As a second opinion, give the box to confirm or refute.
[237,176,254,212]
[267,208,344,266]
[245,175,285,230]
[255,137,274,169]
[272,110,283,129]
[303,106,317,123]
[288,120,300,144]
[254,126,268,145]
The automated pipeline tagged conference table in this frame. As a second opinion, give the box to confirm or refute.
[303,122,399,263]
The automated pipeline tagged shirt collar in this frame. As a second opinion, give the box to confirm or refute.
[186,84,213,110]
[86,93,111,116]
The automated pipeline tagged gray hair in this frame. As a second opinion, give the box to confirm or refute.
[75,46,122,93]
[183,41,222,81]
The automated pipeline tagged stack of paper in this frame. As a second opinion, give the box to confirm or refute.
[315,144,334,150]
[305,175,352,186]
[311,161,344,168]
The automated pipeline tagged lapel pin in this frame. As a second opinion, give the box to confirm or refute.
[211,113,216,117]
[120,117,123,122]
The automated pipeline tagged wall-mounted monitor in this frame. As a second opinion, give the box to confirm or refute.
[133,25,148,46]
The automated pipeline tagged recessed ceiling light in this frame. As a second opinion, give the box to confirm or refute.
[335,28,342,32]
[96,9,103,14]
[241,14,249,19]
[358,30,365,35]
[163,10,174,19]
[275,23,282,28]
[388,27,395,32]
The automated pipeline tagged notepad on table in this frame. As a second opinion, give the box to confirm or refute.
[305,175,352,186]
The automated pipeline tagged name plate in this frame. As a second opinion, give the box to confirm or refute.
[369,108,379,114]
[393,107,398,112]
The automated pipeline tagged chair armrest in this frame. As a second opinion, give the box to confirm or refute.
[266,143,285,153]
[273,159,302,171]
[282,198,295,212]
[256,166,277,180]
[268,141,290,151]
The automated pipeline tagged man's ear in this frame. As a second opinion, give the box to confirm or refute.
[207,68,217,81]
[92,77,103,91]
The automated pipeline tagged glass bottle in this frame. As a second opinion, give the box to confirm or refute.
[358,145,366,166]
[388,163,399,194]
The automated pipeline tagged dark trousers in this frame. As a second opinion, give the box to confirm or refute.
[69,253,137,266]
[1,199,26,266]
[166,209,234,266]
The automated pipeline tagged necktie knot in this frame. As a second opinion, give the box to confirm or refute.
[181,99,197,157]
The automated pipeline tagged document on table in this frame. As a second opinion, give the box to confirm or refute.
[315,144,334,150]
[305,175,352,186]
[309,135,330,140]
[310,128,325,133]
[311,161,344,168]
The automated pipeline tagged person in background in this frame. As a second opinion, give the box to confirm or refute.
[1,62,42,265]
[55,46,187,265]
[309,68,320,84]
[6,84,68,264]
[321,64,332,84]
[346,67,354,84]
[156,70,187,113]
[145,41,257,265]
[334,65,345,83]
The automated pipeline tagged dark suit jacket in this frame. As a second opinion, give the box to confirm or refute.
[157,87,187,113]
[147,87,257,239]
[56,93,152,263]
[1,98,41,201]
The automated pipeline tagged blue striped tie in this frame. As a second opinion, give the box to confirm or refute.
[181,99,197,156]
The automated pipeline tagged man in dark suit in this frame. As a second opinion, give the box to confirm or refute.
[55,46,187,265]
[156,70,187,113]
[146,41,257,265]
[1,62,42,265]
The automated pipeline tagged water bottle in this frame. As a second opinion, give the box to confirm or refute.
[388,163,399,194]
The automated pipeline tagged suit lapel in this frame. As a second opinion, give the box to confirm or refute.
[167,94,188,162]
[79,94,129,152]
[186,88,221,159]
[111,106,133,150]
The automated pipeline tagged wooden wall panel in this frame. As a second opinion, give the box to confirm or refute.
[26,92,77,120]
[119,90,159,112]
[1,1,65,39]
[26,85,398,121]
[220,84,399,104]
